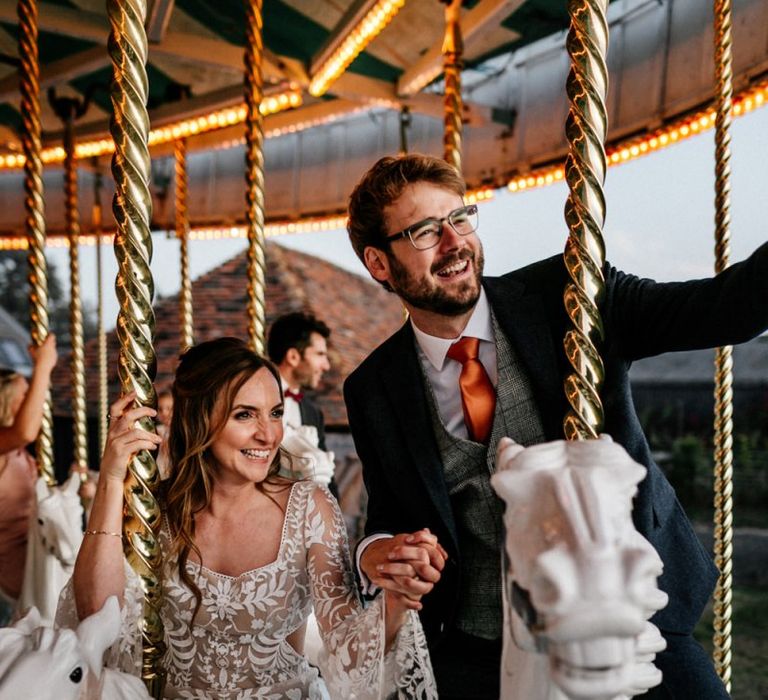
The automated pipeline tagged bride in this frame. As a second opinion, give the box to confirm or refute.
[58,337,439,699]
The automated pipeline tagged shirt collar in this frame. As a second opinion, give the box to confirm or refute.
[410,288,493,371]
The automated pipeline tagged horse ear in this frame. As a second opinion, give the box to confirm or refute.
[34,476,50,502]
[0,607,43,685]
[75,596,121,677]
[9,605,41,636]
[63,471,81,495]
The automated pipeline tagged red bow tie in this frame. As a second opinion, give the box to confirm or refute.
[284,389,304,402]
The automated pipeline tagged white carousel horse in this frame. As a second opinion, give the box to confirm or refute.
[491,437,669,700]
[0,596,150,699]
[17,473,84,625]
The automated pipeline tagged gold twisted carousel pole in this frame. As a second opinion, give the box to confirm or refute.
[175,139,193,350]
[712,0,735,688]
[17,0,55,484]
[562,0,609,440]
[93,166,108,456]
[244,0,267,354]
[64,114,88,475]
[50,94,89,475]
[442,0,463,173]
[107,0,165,696]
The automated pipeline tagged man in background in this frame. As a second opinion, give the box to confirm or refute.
[267,312,336,491]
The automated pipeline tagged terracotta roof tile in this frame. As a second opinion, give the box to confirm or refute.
[51,242,404,427]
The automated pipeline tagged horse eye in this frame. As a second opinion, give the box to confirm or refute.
[69,666,83,683]
[37,518,43,525]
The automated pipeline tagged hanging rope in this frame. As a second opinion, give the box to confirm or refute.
[562,0,609,440]
[175,139,193,350]
[244,0,267,354]
[18,0,55,485]
[107,0,165,696]
[442,0,463,173]
[92,166,108,457]
[712,0,735,688]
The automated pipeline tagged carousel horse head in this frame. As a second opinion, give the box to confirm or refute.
[0,596,150,700]
[34,472,84,566]
[18,472,84,626]
[491,437,669,700]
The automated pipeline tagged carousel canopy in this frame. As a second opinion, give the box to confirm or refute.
[0,0,765,234]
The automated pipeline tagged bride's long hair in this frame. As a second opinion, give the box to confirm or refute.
[163,337,284,617]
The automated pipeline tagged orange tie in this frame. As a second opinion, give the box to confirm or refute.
[446,336,496,444]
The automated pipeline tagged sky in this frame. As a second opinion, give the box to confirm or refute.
[48,105,767,333]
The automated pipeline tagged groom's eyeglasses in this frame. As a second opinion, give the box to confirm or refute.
[384,204,479,251]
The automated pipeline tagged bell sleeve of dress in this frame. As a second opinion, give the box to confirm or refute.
[55,561,147,676]
[304,484,437,699]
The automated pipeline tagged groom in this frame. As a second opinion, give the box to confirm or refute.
[343,153,767,698]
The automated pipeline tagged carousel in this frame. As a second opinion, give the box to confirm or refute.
[0,0,766,697]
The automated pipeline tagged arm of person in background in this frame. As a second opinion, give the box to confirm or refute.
[72,392,162,619]
[0,333,57,454]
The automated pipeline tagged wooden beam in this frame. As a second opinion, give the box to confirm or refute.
[147,0,175,44]
[397,0,524,96]
[309,0,378,76]
[44,83,300,145]
[330,73,495,126]
[0,46,108,104]
[264,49,309,88]
[140,98,370,161]
[0,0,294,82]
[330,72,398,104]
[263,97,365,136]
[0,0,107,42]
[151,31,247,73]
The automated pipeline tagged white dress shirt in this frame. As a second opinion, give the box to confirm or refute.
[356,290,497,589]
[411,289,497,440]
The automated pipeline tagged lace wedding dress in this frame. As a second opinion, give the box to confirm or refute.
[57,481,436,699]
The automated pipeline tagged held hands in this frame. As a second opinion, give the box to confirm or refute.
[101,392,162,483]
[362,529,448,612]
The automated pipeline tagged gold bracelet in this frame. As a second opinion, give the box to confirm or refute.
[84,529,122,538]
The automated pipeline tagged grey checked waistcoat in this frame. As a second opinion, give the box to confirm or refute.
[421,314,546,639]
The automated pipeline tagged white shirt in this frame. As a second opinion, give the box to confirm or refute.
[356,289,497,589]
[411,288,497,440]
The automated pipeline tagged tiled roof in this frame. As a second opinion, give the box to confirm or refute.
[51,242,405,427]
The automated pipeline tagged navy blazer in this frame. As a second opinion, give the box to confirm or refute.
[344,242,768,645]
